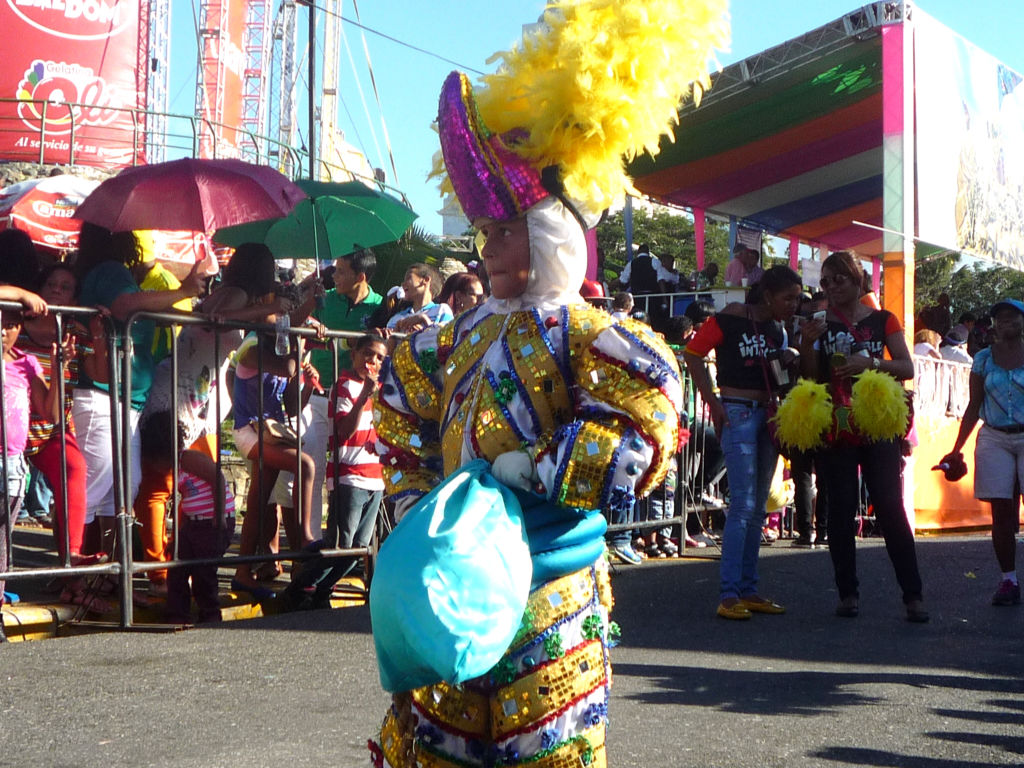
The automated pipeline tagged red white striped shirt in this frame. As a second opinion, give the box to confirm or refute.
[179,471,236,520]
[327,372,384,491]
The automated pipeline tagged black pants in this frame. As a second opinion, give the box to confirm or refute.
[817,439,923,604]
[791,449,828,539]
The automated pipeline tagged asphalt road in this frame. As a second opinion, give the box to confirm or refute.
[1,534,1021,767]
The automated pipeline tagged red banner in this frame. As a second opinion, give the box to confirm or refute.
[0,0,147,168]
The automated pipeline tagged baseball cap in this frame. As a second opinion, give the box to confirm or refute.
[944,327,968,345]
[991,298,1024,318]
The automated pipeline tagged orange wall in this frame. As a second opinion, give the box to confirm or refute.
[913,413,987,529]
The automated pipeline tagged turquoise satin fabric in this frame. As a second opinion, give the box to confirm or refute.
[370,460,607,693]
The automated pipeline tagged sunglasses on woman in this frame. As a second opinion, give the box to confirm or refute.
[819,273,852,289]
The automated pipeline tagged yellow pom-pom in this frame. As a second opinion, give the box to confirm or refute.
[772,379,833,452]
[850,369,910,442]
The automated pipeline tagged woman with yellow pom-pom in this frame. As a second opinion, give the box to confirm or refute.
[799,251,927,623]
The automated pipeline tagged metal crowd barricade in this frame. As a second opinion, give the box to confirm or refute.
[602,358,726,557]
[0,301,124,600]
[0,302,385,630]
[117,309,385,628]
[1,299,729,630]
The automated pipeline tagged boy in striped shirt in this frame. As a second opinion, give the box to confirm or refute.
[285,334,386,610]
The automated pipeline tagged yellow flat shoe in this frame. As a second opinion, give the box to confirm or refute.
[716,601,752,620]
[738,596,786,614]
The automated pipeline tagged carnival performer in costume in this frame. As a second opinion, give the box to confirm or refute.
[367,2,727,766]
[798,251,928,623]
[683,267,803,620]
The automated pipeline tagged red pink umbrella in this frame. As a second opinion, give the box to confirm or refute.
[74,157,306,234]
[0,174,100,253]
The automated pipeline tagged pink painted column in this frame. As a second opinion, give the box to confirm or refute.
[585,228,598,280]
[789,235,800,270]
[693,207,705,270]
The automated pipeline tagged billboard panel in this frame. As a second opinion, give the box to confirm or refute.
[915,11,1024,269]
[198,0,249,158]
[0,0,148,168]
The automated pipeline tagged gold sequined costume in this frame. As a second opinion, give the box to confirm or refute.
[371,302,682,768]
[376,304,682,512]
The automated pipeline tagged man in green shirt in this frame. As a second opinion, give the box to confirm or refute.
[303,249,383,536]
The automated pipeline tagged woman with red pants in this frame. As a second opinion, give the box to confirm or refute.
[20,263,108,610]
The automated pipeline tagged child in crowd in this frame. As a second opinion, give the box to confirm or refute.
[284,334,386,610]
[140,411,235,625]
[1,308,60,613]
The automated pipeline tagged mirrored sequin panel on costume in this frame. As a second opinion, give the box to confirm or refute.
[373,560,615,768]
[375,303,683,514]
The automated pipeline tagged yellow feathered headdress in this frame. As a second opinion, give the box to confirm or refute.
[435,0,729,224]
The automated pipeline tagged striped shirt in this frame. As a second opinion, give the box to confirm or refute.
[327,371,383,491]
[179,470,236,520]
[18,333,83,455]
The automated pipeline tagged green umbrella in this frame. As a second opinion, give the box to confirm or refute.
[212,179,418,261]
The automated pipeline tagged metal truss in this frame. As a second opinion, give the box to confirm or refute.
[145,0,170,162]
[269,0,298,175]
[196,0,228,158]
[686,2,909,112]
[241,0,273,163]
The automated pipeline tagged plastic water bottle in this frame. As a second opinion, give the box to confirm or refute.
[275,314,290,356]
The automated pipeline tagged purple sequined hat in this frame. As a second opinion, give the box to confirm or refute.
[438,71,550,223]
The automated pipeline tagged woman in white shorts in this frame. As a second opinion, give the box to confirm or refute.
[943,298,1024,607]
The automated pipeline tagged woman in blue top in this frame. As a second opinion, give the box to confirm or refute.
[943,298,1024,607]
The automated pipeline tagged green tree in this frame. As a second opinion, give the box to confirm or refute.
[912,253,956,316]
[947,261,1024,319]
[596,206,731,285]
[370,225,458,294]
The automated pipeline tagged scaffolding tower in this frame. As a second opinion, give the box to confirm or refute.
[196,0,228,158]
[146,0,170,162]
[241,0,273,163]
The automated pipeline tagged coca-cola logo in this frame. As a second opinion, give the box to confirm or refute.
[16,60,122,133]
[5,0,135,40]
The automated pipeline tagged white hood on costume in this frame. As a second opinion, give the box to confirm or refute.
[481,197,587,314]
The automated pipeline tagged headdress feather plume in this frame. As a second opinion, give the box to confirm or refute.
[435,0,729,221]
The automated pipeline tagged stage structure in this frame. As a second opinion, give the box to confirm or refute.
[630,1,1024,531]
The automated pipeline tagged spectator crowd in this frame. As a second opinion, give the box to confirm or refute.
[0,228,1018,636]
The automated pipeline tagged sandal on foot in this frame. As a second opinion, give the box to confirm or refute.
[254,562,283,582]
[60,586,112,615]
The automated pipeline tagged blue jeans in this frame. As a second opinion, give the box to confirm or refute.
[719,401,778,600]
[296,485,381,599]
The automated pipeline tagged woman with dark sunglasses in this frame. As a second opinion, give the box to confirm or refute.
[799,251,927,622]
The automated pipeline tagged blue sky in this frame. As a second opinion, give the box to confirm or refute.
[168,1,1024,236]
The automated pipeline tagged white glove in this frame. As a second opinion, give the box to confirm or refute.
[491,450,538,493]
